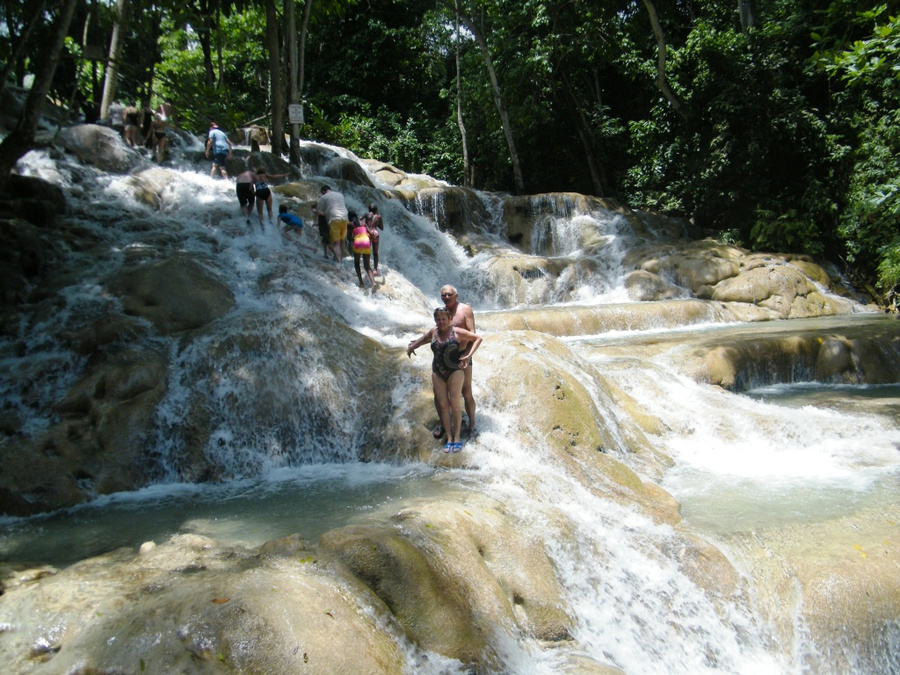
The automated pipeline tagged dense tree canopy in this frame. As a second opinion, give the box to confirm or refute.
[1,0,898,303]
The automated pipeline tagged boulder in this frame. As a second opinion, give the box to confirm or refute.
[0,217,59,305]
[637,240,743,294]
[58,124,143,174]
[108,255,235,333]
[324,156,375,187]
[624,269,686,301]
[360,158,408,187]
[122,166,182,210]
[0,174,67,227]
[0,348,168,515]
[711,264,853,318]
[0,534,406,675]
[404,186,491,235]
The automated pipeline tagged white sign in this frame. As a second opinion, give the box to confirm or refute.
[288,104,303,125]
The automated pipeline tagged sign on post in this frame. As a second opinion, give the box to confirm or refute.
[288,104,303,125]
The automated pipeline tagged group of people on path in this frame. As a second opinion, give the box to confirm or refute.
[407,285,481,453]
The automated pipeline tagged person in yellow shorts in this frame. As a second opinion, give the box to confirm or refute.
[316,185,349,264]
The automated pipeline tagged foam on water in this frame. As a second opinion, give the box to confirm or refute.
[3,137,897,673]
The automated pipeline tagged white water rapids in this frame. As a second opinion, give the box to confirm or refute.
[1,136,898,674]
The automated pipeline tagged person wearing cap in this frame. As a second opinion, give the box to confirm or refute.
[206,122,233,178]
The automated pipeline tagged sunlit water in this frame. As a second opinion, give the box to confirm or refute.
[1,137,898,673]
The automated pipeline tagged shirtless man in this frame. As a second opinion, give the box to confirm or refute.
[235,168,256,224]
[433,284,478,439]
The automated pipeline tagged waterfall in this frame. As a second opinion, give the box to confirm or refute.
[0,128,897,675]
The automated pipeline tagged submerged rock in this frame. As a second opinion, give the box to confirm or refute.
[108,255,235,333]
[0,495,587,675]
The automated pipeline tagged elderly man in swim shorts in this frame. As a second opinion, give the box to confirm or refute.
[432,284,478,439]
[316,185,349,264]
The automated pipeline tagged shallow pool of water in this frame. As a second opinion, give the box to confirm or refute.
[0,463,451,568]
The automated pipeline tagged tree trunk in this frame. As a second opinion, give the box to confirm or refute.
[450,5,525,194]
[216,0,224,88]
[0,0,80,192]
[298,0,313,125]
[739,1,754,31]
[562,75,606,198]
[265,0,283,155]
[199,0,215,89]
[0,0,48,100]
[642,0,690,120]
[286,0,301,166]
[100,0,130,120]
[454,0,470,187]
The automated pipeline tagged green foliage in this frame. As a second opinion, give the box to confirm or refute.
[876,239,900,299]
[751,209,824,257]
[810,3,900,300]
[155,9,267,134]
[18,0,899,304]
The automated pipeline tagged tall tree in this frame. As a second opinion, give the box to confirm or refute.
[0,0,48,99]
[264,0,284,155]
[99,0,130,119]
[286,0,300,164]
[642,0,690,119]
[454,0,470,187]
[444,0,525,194]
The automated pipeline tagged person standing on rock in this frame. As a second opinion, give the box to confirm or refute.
[362,203,384,275]
[253,168,289,230]
[407,307,482,453]
[316,213,330,258]
[205,122,233,178]
[146,102,174,163]
[123,101,140,148]
[235,168,256,224]
[431,285,479,440]
[349,210,376,291]
[316,185,349,265]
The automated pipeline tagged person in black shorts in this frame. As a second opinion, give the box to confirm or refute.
[235,169,256,225]
[253,168,288,230]
[317,213,330,258]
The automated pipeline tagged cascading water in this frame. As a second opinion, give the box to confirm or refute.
[0,129,898,674]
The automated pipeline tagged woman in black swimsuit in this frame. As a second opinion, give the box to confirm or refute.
[253,168,288,229]
[407,307,482,452]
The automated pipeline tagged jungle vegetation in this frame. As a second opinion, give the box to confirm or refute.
[1,0,898,304]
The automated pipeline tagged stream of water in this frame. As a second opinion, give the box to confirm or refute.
[1,136,898,674]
